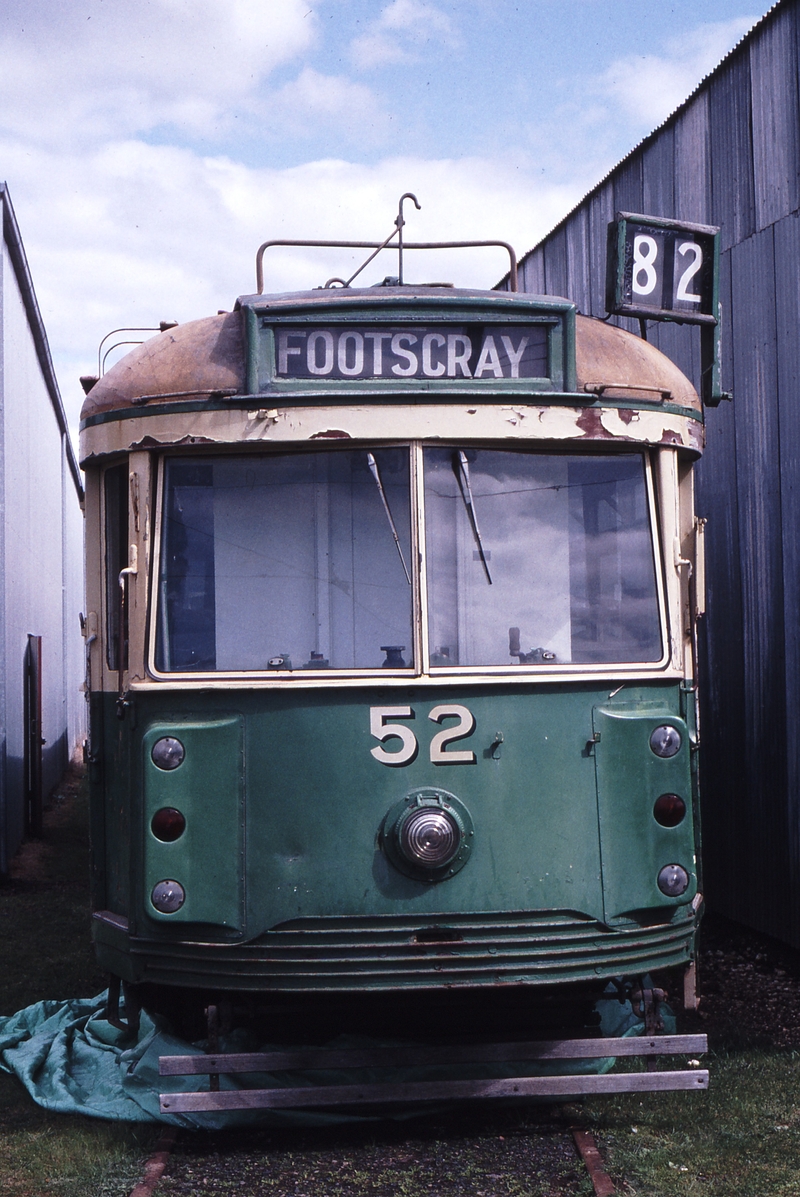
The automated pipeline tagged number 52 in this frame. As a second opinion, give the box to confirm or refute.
[370,705,476,766]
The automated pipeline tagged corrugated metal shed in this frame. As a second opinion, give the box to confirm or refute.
[0,184,85,875]
[504,0,800,944]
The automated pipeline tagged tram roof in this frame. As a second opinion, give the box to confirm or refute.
[80,287,701,422]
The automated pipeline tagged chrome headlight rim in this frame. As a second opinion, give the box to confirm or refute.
[381,787,474,883]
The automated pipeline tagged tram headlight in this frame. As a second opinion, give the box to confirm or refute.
[399,807,461,868]
[657,864,690,897]
[649,725,681,758]
[151,807,186,842]
[653,793,686,827]
[151,736,185,770]
[151,879,185,913]
[381,788,474,881]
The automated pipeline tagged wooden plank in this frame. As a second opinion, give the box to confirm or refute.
[587,184,615,317]
[642,127,675,220]
[674,92,711,224]
[543,227,568,299]
[709,49,755,251]
[750,4,800,231]
[694,246,747,925]
[773,210,800,945]
[159,1035,708,1077]
[520,246,545,295]
[729,226,790,933]
[160,1070,709,1113]
[565,208,592,313]
[613,157,643,218]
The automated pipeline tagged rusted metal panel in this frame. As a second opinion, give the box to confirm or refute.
[80,313,245,421]
[750,3,800,231]
[709,49,755,251]
[674,91,711,224]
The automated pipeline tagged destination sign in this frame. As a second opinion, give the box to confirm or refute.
[273,323,549,381]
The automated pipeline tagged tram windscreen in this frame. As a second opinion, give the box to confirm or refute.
[424,449,662,666]
[157,450,413,672]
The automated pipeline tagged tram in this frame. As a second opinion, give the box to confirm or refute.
[79,207,706,1100]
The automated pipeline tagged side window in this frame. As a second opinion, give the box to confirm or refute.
[104,464,128,671]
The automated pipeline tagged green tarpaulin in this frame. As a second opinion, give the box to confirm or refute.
[0,991,660,1128]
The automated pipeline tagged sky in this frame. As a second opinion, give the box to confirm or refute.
[0,0,764,437]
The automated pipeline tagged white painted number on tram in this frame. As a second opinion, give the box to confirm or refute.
[369,705,476,766]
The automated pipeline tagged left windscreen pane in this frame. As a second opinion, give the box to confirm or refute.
[156,450,413,672]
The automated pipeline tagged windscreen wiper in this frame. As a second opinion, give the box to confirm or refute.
[367,452,411,584]
[455,450,493,584]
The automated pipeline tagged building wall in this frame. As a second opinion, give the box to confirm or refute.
[507,0,800,944]
[0,187,85,875]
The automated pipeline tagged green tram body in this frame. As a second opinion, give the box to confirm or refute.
[80,284,705,1028]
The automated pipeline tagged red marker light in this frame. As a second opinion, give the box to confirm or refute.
[151,807,186,842]
[653,793,686,828]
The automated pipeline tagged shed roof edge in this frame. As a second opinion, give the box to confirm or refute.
[0,183,83,499]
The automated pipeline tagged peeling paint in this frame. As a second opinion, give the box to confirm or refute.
[81,403,704,464]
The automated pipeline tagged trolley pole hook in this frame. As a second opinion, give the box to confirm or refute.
[396,193,421,286]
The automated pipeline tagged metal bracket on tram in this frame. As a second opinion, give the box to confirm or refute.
[254,193,519,294]
[116,545,138,720]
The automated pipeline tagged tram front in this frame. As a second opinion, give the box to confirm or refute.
[81,285,704,1032]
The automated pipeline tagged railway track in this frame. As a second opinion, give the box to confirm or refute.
[129,1109,619,1196]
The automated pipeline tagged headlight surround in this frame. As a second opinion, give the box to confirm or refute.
[381,788,474,882]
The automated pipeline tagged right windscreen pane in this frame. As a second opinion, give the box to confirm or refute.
[424,449,662,667]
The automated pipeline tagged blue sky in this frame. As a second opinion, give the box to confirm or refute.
[0,0,762,432]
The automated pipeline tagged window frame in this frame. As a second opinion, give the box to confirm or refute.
[146,443,671,682]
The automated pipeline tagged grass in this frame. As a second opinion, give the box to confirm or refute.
[575,1049,800,1195]
[0,766,158,1197]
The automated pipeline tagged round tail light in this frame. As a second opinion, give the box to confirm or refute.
[151,807,186,842]
[653,793,686,827]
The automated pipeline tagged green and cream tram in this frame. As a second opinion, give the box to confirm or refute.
[80,232,707,1104]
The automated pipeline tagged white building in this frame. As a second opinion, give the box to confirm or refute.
[0,183,85,874]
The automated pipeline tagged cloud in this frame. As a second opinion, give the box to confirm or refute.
[350,0,457,70]
[598,16,758,128]
[0,0,317,146]
[268,67,390,145]
[2,136,586,433]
